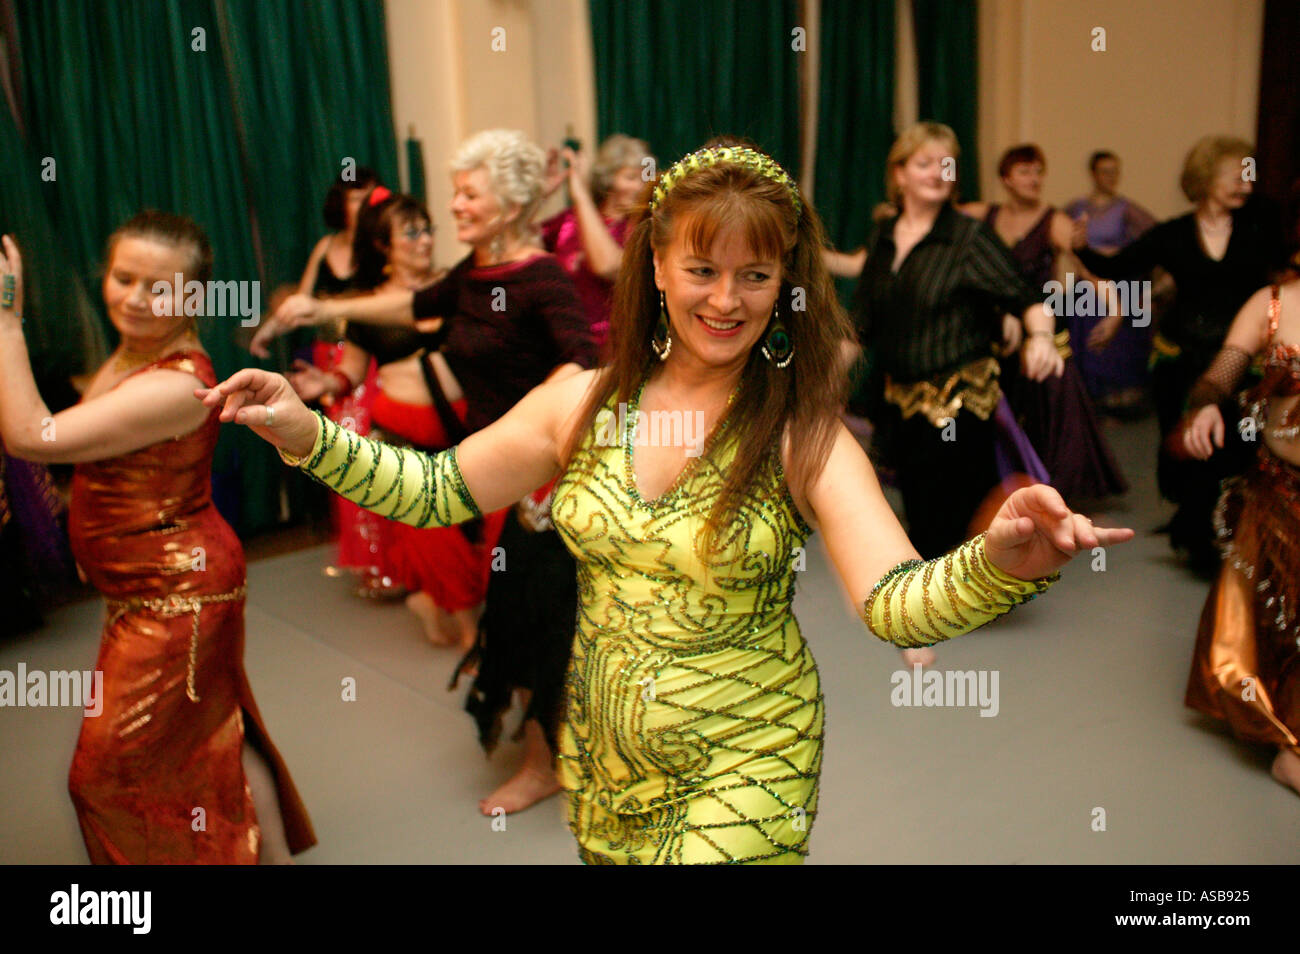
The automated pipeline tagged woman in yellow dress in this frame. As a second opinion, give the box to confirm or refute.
[199,145,1133,864]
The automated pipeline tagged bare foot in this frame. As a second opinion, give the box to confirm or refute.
[1270,748,1300,796]
[406,591,452,646]
[902,646,936,668]
[479,764,561,815]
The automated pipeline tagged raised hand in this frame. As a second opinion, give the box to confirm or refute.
[0,235,25,322]
[985,483,1133,581]
[195,368,319,459]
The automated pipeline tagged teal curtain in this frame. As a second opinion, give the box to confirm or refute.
[0,89,106,404]
[10,0,399,533]
[911,0,980,200]
[815,0,895,253]
[215,0,399,292]
[588,0,801,175]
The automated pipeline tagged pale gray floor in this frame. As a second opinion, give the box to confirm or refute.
[2,413,1298,864]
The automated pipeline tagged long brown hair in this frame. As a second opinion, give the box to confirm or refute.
[564,140,853,552]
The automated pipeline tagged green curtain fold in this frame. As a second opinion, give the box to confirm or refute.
[588,0,801,176]
[911,0,980,200]
[10,0,399,533]
[814,0,895,252]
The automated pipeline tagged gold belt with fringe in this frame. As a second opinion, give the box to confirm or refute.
[884,356,1001,428]
[106,586,247,703]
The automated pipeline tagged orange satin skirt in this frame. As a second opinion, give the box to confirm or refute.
[1185,448,1300,756]
[67,592,317,863]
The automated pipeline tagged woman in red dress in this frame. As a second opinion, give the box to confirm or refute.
[0,213,314,863]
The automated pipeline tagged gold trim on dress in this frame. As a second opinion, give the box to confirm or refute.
[106,586,248,703]
[883,356,1001,428]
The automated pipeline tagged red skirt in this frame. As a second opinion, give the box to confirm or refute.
[311,342,398,577]
[371,390,503,611]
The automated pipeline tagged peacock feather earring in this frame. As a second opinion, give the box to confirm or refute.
[761,297,793,368]
[651,291,672,361]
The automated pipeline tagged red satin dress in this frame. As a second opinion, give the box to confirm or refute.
[1185,290,1300,757]
[66,351,316,863]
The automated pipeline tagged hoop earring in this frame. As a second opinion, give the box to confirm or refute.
[760,298,793,368]
[651,291,672,361]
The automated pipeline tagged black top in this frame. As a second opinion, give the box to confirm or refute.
[853,203,1044,381]
[1075,200,1285,361]
[412,253,597,433]
[313,250,354,297]
[344,321,438,366]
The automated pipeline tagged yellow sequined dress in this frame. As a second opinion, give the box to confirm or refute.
[285,375,1058,865]
[551,382,820,864]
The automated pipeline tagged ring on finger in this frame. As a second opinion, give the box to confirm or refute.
[265,404,276,427]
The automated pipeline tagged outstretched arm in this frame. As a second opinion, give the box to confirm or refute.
[821,246,867,279]
[803,424,1133,647]
[199,366,597,525]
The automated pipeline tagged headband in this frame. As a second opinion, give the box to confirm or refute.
[368,185,393,207]
[650,146,802,216]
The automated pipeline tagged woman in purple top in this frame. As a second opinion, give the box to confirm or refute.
[539,135,652,358]
[1065,151,1158,411]
[962,144,1127,503]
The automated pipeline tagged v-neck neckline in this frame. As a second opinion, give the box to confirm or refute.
[622,375,739,508]
[995,205,1052,251]
[1192,212,1234,264]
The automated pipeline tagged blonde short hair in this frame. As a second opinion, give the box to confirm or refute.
[450,129,547,235]
[1180,135,1253,203]
[884,122,961,206]
[589,134,653,205]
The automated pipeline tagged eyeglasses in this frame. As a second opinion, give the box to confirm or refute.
[401,224,434,240]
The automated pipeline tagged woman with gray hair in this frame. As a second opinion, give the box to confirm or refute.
[265,129,597,815]
[540,134,653,357]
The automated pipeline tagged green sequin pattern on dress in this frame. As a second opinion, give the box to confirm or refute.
[551,381,821,864]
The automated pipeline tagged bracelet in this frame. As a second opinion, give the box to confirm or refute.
[1028,330,1055,339]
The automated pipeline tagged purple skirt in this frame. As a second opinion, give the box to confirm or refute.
[1003,356,1128,502]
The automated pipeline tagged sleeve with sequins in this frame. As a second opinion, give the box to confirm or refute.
[279,411,480,528]
[862,533,1058,648]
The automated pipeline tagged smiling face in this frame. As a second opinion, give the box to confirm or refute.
[385,212,435,278]
[652,215,781,372]
[102,235,197,351]
[450,167,515,248]
[894,140,955,206]
[1208,154,1253,210]
[1002,161,1044,203]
